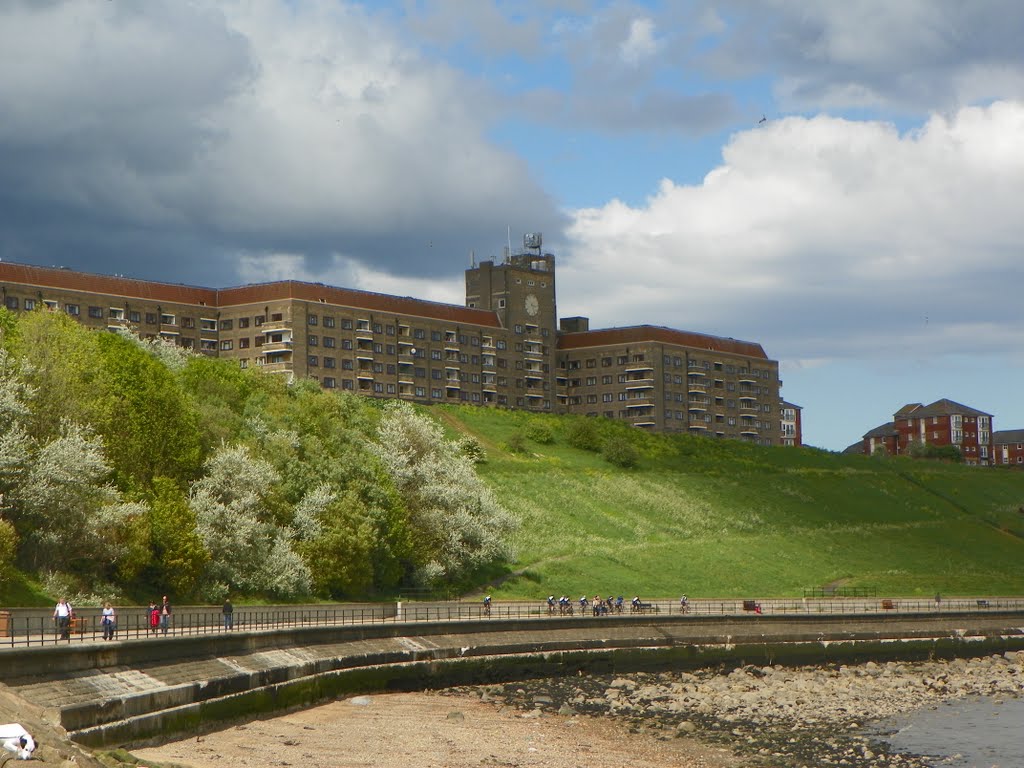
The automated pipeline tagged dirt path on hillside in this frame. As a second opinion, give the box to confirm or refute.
[132,690,746,768]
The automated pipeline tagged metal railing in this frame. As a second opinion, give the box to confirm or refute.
[1,596,1021,649]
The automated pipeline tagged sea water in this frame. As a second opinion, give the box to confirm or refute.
[875,695,1024,767]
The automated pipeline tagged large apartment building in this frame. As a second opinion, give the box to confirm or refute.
[0,235,791,444]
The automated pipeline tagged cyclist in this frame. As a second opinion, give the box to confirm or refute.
[679,595,689,614]
[547,595,556,615]
[483,595,492,617]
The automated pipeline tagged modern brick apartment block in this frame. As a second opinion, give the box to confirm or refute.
[1,236,793,443]
[859,399,995,465]
[780,401,803,447]
[993,429,1024,467]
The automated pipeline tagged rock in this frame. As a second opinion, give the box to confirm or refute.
[347,696,372,706]
[556,704,576,716]
[677,720,697,734]
[446,711,465,721]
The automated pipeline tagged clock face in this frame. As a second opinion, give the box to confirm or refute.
[524,293,540,317]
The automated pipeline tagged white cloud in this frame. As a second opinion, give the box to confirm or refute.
[620,17,658,65]
[561,100,1024,362]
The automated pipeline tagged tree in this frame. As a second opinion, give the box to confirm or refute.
[146,477,209,597]
[190,444,310,599]
[13,420,145,578]
[6,311,108,441]
[95,331,203,489]
[372,402,517,586]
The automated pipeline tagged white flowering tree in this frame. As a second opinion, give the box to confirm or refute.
[190,444,311,599]
[372,401,517,586]
[14,420,150,577]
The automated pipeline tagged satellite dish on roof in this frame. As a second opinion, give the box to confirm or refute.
[524,232,542,250]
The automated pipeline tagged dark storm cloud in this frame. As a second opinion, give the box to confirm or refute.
[0,1,565,288]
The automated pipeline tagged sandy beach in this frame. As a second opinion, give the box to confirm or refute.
[132,689,745,768]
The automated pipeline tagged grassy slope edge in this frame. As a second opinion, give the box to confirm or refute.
[436,405,1024,599]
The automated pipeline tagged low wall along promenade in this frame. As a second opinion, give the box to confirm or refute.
[1,600,1022,750]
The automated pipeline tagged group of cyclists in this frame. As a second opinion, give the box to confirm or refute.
[482,593,691,618]
[541,594,689,616]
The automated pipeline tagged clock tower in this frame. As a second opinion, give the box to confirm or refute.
[465,233,558,410]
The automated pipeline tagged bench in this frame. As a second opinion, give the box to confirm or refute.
[880,599,895,610]
[976,599,990,609]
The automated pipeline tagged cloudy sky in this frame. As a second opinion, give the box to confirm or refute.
[2,1,1023,451]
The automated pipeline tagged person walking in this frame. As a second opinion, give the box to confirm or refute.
[53,597,73,640]
[148,601,159,634]
[222,598,234,631]
[101,601,117,641]
[159,595,172,635]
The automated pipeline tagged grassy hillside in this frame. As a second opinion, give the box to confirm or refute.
[436,405,1024,599]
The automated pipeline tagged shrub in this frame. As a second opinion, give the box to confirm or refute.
[505,431,529,454]
[525,421,555,445]
[459,436,487,463]
[566,419,602,451]
[603,437,640,469]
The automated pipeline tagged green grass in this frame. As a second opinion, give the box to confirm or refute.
[438,405,1024,599]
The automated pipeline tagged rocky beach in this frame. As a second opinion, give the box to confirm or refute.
[134,652,1023,768]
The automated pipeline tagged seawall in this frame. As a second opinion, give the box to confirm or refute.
[2,611,1022,748]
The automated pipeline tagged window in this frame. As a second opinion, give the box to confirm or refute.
[342,318,353,330]
[254,315,265,326]
[66,304,80,316]
[88,306,103,319]
[323,316,335,328]
[220,340,233,351]
[323,336,335,348]
[342,359,353,370]
[324,357,336,369]
[323,377,336,388]
[308,356,319,367]
[308,314,318,326]
[239,338,250,349]
[373,323,383,334]
[220,319,233,331]
[4,297,18,310]
[160,313,175,325]
[308,335,318,346]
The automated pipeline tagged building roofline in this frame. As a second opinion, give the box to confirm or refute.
[556,324,769,360]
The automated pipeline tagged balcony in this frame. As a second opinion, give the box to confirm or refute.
[625,383,654,391]
[260,318,290,332]
[262,339,293,353]
[688,381,707,393]
[687,369,706,378]
[626,400,653,409]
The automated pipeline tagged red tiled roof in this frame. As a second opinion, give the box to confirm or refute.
[0,262,501,327]
[217,281,501,327]
[0,262,217,305]
[556,325,769,360]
